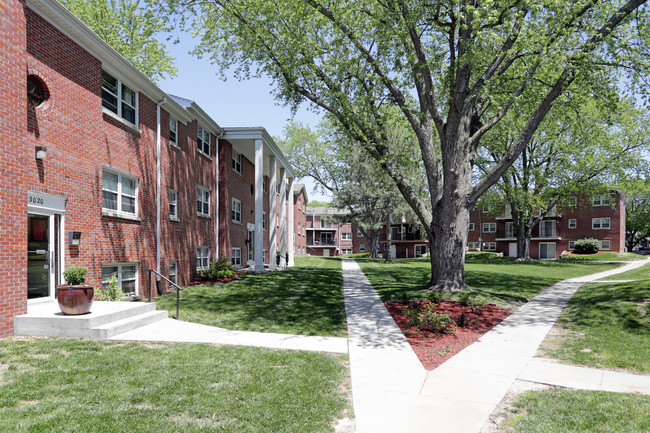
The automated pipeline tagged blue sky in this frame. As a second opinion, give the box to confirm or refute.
[158,34,331,203]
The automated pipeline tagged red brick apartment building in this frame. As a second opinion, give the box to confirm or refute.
[0,0,299,336]
[305,207,355,256]
[467,191,626,259]
[293,184,308,256]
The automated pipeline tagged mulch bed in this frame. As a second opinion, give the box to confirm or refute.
[384,300,511,370]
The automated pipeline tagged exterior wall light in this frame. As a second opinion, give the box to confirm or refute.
[35,146,47,160]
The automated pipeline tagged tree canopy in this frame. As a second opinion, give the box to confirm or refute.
[152,0,649,291]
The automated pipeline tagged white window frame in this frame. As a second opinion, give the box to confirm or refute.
[169,118,178,146]
[592,217,611,230]
[468,222,475,231]
[482,222,496,233]
[169,261,178,285]
[505,222,516,238]
[196,246,210,271]
[102,263,137,296]
[263,212,268,231]
[357,229,363,237]
[232,198,242,223]
[101,70,138,126]
[341,248,352,255]
[467,242,481,250]
[197,185,210,217]
[482,205,492,213]
[568,241,576,250]
[102,168,138,217]
[539,220,556,237]
[592,195,610,206]
[197,126,211,157]
[341,232,352,240]
[599,239,611,250]
[359,244,365,252]
[539,242,556,260]
[231,248,242,268]
[483,242,497,251]
[415,244,427,257]
[568,219,577,229]
[169,189,178,220]
[232,150,242,174]
[568,197,577,207]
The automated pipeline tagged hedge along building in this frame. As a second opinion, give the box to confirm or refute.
[0,0,296,337]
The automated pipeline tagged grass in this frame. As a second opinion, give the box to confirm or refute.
[501,388,650,432]
[599,261,650,281]
[355,256,620,307]
[561,251,647,261]
[156,256,346,337]
[540,278,650,372]
[0,338,350,433]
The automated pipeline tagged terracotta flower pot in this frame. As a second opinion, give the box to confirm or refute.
[56,285,94,315]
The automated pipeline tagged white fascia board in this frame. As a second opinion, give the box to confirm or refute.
[223,127,296,178]
[188,102,222,136]
[27,0,191,125]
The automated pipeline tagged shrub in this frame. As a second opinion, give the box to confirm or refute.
[573,238,600,254]
[62,265,87,285]
[205,257,237,279]
[427,290,443,303]
[457,292,488,310]
[407,303,455,334]
[96,274,125,301]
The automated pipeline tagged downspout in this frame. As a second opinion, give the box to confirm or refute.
[215,130,224,259]
[156,97,167,295]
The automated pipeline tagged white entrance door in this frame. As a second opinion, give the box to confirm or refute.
[509,243,517,258]
[323,249,330,257]
[390,245,397,259]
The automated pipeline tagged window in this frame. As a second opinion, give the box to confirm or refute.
[197,186,210,217]
[231,248,242,267]
[298,222,301,235]
[482,204,492,213]
[408,225,414,234]
[341,248,352,255]
[359,244,365,252]
[196,247,210,271]
[169,261,177,285]
[232,150,242,174]
[169,118,178,146]
[101,71,136,124]
[483,223,496,233]
[599,239,611,250]
[341,232,352,240]
[102,169,137,216]
[102,264,137,295]
[592,195,610,206]
[357,229,363,237]
[539,220,556,237]
[568,197,577,207]
[505,222,516,238]
[415,245,427,257]
[27,75,48,107]
[468,223,475,231]
[197,126,211,156]
[592,217,610,229]
[467,242,481,250]
[568,241,576,250]
[539,243,556,260]
[169,190,178,220]
[232,198,242,223]
[568,219,577,229]
[263,212,268,231]
[483,242,496,251]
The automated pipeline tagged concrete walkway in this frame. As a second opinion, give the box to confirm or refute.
[111,318,348,354]
[343,257,650,433]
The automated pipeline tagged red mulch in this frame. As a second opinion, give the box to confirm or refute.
[385,300,511,370]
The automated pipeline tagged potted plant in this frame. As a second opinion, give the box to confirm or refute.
[57,265,93,315]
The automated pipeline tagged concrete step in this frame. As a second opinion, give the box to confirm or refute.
[90,310,168,339]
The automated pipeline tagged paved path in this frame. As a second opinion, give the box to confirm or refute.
[343,258,650,433]
[111,318,348,354]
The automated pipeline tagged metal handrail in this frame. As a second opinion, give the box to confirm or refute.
[148,269,183,320]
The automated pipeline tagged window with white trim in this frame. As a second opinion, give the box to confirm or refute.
[169,261,177,285]
[196,246,210,271]
[197,126,211,156]
[232,150,242,174]
[592,195,610,206]
[482,204,492,213]
[483,242,496,251]
[341,232,352,240]
[599,239,611,250]
[539,242,556,260]
[298,222,301,235]
[231,248,242,267]
[101,71,137,125]
[505,222,516,238]
[359,244,365,252]
[468,222,475,231]
[341,248,352,255]
[467,242,481,250]
[102,263,137,295]
[357,229,363,237]
[169,118,178,146]
[415,245,427,257]
[539,220,556,237]
[102,169,137,216]
[263,176,267,192]
[263,212,268,231]
[568,197,577,207]
[169,190,178,220]
[568,219,577,229]
[568,241,576,250]
[592,217,610,229]
[232,198,242,223]
[482,222,496,233]
[197,186,210,217]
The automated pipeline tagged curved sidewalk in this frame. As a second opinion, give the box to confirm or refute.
[343,258,650,433]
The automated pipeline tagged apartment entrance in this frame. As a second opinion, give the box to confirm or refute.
[247,223,255,265]
[27,192,66,301]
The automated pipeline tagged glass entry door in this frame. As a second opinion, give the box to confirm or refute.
[247,228,254,264]
[27,213,57,299]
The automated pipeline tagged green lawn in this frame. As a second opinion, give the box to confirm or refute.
[561,251,647,261]
[0,338,350,433]
[501,388,650,432]
[599,261,650,281]
[156,256,346,337]
[540,279,650,372]
[356,257,619,307]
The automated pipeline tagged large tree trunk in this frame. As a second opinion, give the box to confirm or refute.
[369,230,380,258]
[384,221,392,262]
[427,202,470,292]
[513,213,533,261]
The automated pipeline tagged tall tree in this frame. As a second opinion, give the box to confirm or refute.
[154,0,649,291]
[620,178,650,251]
[60,0,177,82]
[479,97,649,260]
